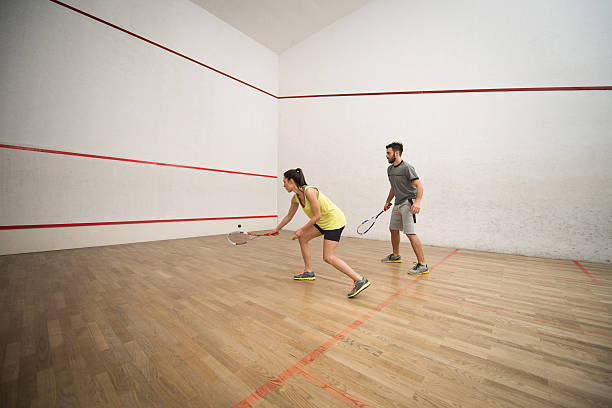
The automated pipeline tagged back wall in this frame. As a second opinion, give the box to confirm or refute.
[278,0,612,263]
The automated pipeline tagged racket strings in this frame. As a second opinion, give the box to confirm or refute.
[357,219,376,234]
[228,231,249,245]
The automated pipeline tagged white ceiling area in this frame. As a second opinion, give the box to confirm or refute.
[189,0,371,54]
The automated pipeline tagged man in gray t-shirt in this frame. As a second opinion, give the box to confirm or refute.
[381,142,429,275]
[387,160,419,203]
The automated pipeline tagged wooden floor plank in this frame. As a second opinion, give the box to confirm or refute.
[0,231,610,407]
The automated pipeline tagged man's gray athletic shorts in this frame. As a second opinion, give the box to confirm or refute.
[389,201,415,234]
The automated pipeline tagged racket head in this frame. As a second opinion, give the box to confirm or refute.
[227,231,250,245]
[357,218,376,235]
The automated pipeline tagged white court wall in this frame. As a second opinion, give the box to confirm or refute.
[0,0,279,254]
[278,0,612,263]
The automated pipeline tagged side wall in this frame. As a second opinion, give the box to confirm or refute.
[0,0,279,254]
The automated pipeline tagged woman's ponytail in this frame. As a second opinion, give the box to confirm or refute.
[284,168,307,187]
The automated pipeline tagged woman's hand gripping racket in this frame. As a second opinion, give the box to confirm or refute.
[227,230,278,246]
[357,207,388,235]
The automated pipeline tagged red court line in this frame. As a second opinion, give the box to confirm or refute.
[442,262,602,286]
[414,291,612,339]
[429,249,460,269]
[48,0,277,98]
[0,215,277,230]
[232,249,459,407]
[297,368,371,408]
[573,260,601,286]
[46,2,612,100]
[279,86,612,99]
[0,144,277,179]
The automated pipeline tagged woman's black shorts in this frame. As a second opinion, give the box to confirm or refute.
[314,224,345,242]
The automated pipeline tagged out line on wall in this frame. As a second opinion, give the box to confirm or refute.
[48,1,611,99]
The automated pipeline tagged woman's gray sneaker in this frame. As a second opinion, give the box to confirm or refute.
[294,271,316,280]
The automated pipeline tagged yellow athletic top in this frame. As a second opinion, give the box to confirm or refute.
[294,186,346,230]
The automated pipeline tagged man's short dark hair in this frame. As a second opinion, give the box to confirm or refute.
[386,142,403,156]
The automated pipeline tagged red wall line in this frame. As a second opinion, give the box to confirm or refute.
[279,86,612,99]
[0,144,277,178]
[48,0,278,99]
[47,1,612,100]
[0,215,277,230]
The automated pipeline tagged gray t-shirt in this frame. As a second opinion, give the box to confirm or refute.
[387,161,419,204]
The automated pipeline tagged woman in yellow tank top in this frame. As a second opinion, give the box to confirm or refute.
[273,168,371,298]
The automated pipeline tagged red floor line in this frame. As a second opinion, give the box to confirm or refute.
[48,0,277,98]
[415,292,612,339]
[232,249,459,407]
[573,260,601,286]
[0,144,277,178]
[441,262,602,286]
[0,215,277,230]
[430,249,460,269]
[297,368,371,408]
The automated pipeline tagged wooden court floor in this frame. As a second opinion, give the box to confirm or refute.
[1,231,611,407]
